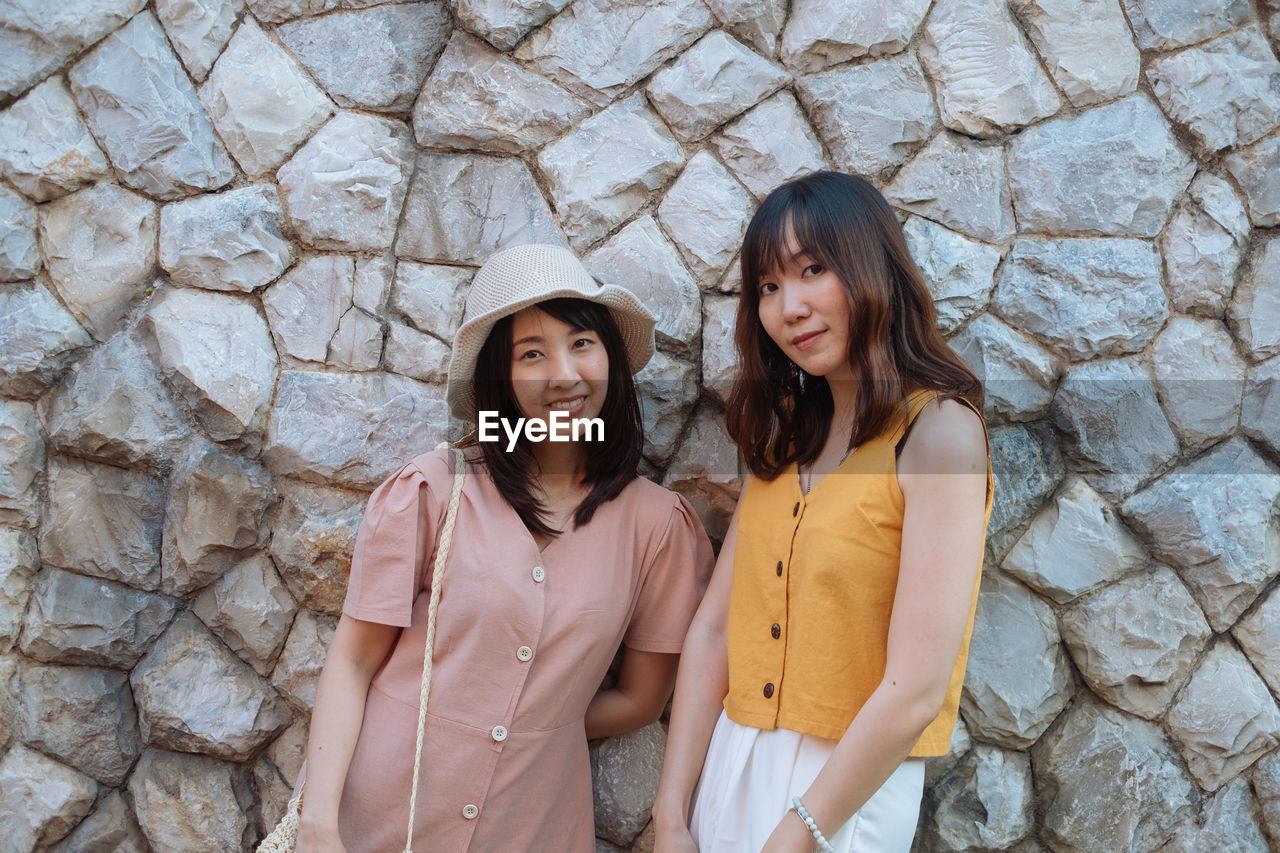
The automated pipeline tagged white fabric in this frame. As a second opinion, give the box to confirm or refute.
[690,710,923,852]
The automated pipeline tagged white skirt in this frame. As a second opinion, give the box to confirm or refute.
[690,710,923,853]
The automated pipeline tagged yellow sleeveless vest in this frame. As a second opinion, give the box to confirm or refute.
[724,390,992,756]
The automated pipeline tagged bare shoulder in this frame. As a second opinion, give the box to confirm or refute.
[899,397,988,478]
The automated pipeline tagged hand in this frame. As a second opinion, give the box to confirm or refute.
[652,823,699,853]
[759,809,814,853]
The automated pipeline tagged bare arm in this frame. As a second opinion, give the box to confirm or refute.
[585,649,680,739]
[652,497,745,851]
[296,614,402,853]
[763,400,989,852]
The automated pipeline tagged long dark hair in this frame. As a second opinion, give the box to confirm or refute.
[472,297,644,538]
[726,171,983,480]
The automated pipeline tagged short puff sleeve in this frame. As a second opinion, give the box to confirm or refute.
[623,494,715,653]
[342,452,451,627]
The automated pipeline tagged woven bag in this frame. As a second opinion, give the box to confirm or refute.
[257,448,467,853]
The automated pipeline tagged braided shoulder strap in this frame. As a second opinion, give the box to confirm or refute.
[402,447,466,852]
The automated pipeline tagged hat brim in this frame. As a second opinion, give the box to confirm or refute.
[446,285,656,422]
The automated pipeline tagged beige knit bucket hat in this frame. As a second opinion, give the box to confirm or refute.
[446,243,656,422]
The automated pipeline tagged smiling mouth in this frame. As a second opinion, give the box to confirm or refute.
[792,331,824,351]
[548,396,587,414]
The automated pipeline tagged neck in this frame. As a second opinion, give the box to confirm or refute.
[528,444,590,535]
[826,376,858,434]
[528,440,589,484]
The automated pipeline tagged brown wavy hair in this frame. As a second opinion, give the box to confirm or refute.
[726,171,983,480]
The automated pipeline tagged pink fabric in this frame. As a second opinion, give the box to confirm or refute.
[334,446,714,852]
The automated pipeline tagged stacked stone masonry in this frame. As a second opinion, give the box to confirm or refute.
[0,0,1278,850]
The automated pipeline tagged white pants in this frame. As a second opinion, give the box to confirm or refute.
[690,711,923,852]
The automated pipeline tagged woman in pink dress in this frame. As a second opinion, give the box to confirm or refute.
[294,243,714,852]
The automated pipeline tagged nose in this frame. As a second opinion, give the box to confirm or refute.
[780,282,810,323]
[547,347,581,386]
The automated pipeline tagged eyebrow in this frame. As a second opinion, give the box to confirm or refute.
[760,247,812,278]
[512,326,593,348]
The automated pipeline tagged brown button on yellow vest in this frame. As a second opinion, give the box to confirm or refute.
[724,390,992,756]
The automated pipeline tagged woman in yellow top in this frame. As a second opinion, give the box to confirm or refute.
[654,171,993,853]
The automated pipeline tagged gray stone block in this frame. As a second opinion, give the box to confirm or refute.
[1147,27,1280,155]
[712,92,826,201]
[39,456,166,591]
[412,31,591,155]
[131,612,290,759]
[1007,96,1194,238]
[159,183,294,293]
[20,565,176,668]
[960,572,1073,748]
[1051,357,1179,501]
[1032,698,1194,851]
[538,95,685,248]
[1009,0,1139,107]
[920,0,1061,137]
[264,370,449,489]
[396,152,565,265]
[39,333,190,471]
[1165,641,1280,791]
[647,30,789,143]
[0,77,111,202]
[269,480,365,617]
[143,285,279,444]
[1122,439,1280,632]
[18,663,141,785]
[0,744,97,853]
[193,552,297,677]
[0,0,145,100]
[885,132,1013,245]
[781,0,930,73]
[1058,566,1209,720]
[277,111,415,253]
[161,441,276,597]
[515,0,714,107]
[38,183,157,341]
[67,11,235,198]
[129,748,255,851]
[278,3,450,113]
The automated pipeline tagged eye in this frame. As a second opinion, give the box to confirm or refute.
[573,335,597,349]
[758,281,778,295]
[802,263,823,277]
[516,348,543,361]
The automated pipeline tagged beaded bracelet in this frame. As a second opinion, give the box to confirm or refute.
[791,796,836,853]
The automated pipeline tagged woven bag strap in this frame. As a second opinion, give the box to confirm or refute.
[402,447,466,853]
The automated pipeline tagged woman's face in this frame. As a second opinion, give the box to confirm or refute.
[508,305,610,427]
[756,234,854,383]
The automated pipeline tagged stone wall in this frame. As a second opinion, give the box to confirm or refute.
[1,0,1278,850]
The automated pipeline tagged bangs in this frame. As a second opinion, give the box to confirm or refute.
[534,297,613,336]
[740,184,838,293]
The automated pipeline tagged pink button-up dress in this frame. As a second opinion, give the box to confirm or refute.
[333,447,714,852]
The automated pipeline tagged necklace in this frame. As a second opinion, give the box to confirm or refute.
[800,443,858,496]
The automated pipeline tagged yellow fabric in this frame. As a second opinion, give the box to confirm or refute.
[724,389,993,756]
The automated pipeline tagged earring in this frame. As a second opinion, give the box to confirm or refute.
[789,361,806,393]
